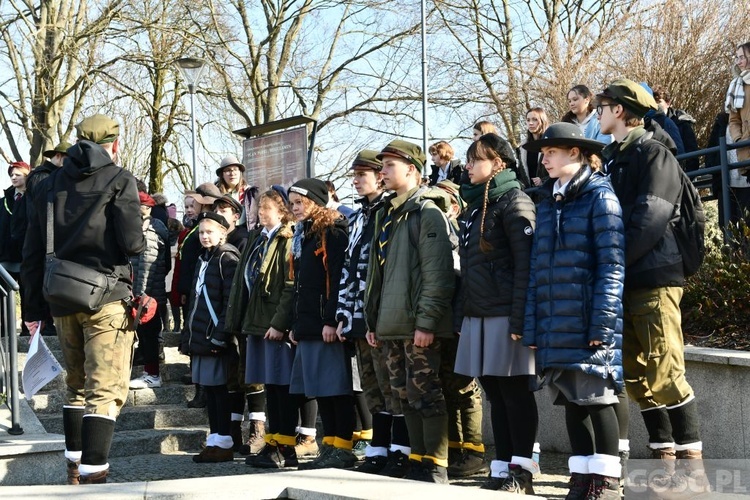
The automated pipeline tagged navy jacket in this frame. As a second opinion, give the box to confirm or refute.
[523,167,624,391]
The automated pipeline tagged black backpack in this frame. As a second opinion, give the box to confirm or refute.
[673,170,706,277]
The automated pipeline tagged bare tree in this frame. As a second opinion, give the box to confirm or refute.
[0,0,123,166]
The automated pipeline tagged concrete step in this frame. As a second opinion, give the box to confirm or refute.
[37,404,208,434]
[109,427,207,457]
[30,382,197,414]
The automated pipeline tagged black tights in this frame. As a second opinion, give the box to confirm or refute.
[317,395,355,441]
[205,384,231,436]
[266,384,301,437]
[479,375,538,461]
[565,402,619,456]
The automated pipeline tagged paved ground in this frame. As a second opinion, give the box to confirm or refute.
[109,449,572,498]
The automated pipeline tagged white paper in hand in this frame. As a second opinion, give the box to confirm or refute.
[22,328,63,401]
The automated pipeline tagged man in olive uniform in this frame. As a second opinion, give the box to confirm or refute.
[22,114,145,484]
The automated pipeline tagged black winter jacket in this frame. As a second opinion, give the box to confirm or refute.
[429,160,465,186]
[292,218,348,341]
[130,217,170,303]
[457,186,536,334]
[22,141,145,318]
[184,243,240,355]
[602,128,684,290]
[0,186,24,265]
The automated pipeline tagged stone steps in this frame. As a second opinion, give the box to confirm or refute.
[108,427,207,457]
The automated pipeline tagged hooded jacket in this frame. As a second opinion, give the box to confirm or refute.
[364,185,455,339]
[336,192,388,338]
[602,127,683,290]
[523,167,624,391]
[22,140,145,319]
[0,185,24,265]
[226,223,295,337]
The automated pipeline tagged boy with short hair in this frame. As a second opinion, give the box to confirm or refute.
[364,140,455,483]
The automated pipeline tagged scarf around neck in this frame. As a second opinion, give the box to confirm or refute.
[460,168,521,210]
[726,70,750,113]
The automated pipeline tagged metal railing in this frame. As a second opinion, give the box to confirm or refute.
[0,264,23,435]
[679,137,750,241]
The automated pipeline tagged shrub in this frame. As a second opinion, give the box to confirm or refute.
[682,202,750,349]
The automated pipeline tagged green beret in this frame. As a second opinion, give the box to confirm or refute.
[350,149,383,171]
[377,140,427,172]
[596,78,658,118]
[75,114,120,144]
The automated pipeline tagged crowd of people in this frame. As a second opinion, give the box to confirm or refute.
[1,41,749,498]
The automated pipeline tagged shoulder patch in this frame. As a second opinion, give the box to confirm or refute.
[524,226,533,236]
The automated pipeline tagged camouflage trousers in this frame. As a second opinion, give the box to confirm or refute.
[440,336,484,449]
[355,338,401,415]
[55,300,136,418]
[385,339,448,463]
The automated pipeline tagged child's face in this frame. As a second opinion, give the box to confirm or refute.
[351,168,381,198]
[9,168,26,189]
[541,146,579,182]
[380,156,412,192]
[466,156,501,184]
[568,90,589,115]
[221,166,242,189]
[526,112,542,134]
[289,192,313,221]
[258,199,283,229]
[214,205,239,230]
[184,196,196,219]
[199,220,225,248]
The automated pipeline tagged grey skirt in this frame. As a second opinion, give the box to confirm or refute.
[192,354,229,386]
[455,316,536,378]
[545,368,619,406]
[245,335,295,386]
[289,339,353,397]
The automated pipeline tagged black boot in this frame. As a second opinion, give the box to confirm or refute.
[188,384,207,408]
[500,464,535,494]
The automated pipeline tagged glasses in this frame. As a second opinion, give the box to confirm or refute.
[596,103,619,116]
[736,55,747,61]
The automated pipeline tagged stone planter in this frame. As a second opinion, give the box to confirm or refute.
[482,346,750,459]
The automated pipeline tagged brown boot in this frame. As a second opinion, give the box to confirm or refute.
[295,434,319,458]
[66,459,80,485]
[193,445,234,463]
[675,449,711,493]
[648,447,677,492]
[239,420,266,455]
[79,469,108,484]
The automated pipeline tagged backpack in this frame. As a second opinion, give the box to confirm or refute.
[673,170,706,277]
[407,198,460,274]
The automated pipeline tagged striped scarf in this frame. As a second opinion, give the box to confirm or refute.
[725,70,750,113]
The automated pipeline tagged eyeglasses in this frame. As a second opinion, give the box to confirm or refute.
[596,103,619,116]
[736,55,747,61]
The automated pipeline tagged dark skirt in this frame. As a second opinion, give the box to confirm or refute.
[289,340,353,397]
[545,368,619,406]
[244,334,295,386]
[192,354,229,386]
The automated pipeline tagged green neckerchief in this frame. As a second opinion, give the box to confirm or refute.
[460,168,521,210]
[619,126,647,151]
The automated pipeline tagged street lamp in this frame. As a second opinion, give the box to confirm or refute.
[175,57,207,188]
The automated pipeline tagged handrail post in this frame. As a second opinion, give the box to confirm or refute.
[0,265,23,435]
[718,137,732,242]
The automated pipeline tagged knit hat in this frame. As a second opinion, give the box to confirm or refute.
[596,78,658,118]
[215,155,245,176]
[377,140,427,172]
[138,191,156,207]
[212,194,244,215]
[196,211,230,230]
[187,182,222,206]
[522,123,605,153]
[75,114,120,144]
[351,149,383,171]
[42,141,73,159]
[8,161,31,176]
[289,178,329,207]
[271,184,290,205]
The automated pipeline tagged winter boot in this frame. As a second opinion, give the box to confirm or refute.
[187,384,207,408]
[500,463,535,494]
[586,474,620,500]
[239,420,266,455]
[66,460,80,485]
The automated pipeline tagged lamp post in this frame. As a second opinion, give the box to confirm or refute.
[175,57,207,188]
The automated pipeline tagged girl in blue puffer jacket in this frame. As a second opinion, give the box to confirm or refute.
[522,123,625,500]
